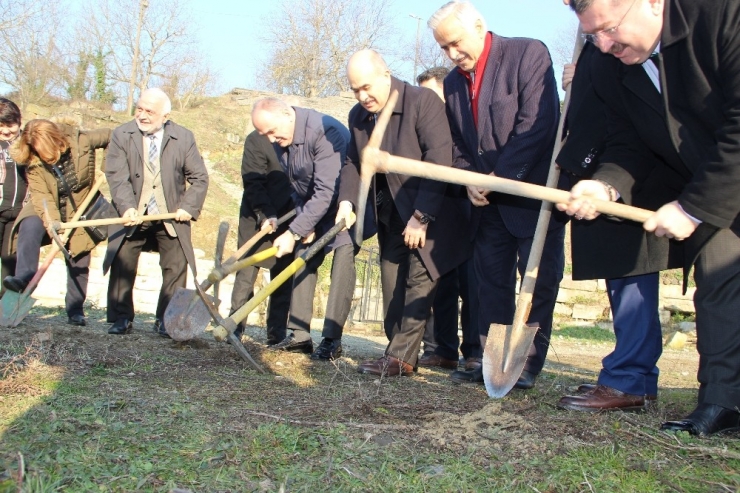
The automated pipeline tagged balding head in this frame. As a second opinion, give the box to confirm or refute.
[135,88,171,134]
[346,49,392,113]
[251,97,296,147]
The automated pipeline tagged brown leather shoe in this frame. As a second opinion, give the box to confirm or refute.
[418,353,458,369]
[577,383,657,401]
[357,356,413,377]
[464,357,482,371]
[558,384,649,412]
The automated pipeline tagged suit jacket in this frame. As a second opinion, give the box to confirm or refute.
[444,33,565,239]
[590,0,737,278]
[559,44,683,280]
[338,77,471,280]
[241,130,294,225]
[103,119,209,274]
[273,107,351,251]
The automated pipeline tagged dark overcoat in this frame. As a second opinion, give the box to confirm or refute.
[558,44,683,280]
[238,130,295,269]
[103,119,209,274]
[589,0,740,279]
[444,33,566,239]
[272,107,351,251]
[338,77,471,280]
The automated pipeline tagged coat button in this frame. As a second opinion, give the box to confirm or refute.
[478,149,484,155]
[135,174,140,178]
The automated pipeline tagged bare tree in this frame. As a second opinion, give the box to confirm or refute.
[161,52,218,110]
[261,0,396,98]
[0,1,65,108]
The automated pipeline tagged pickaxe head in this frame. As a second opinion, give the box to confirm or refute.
[42,200,72,261]
[355,90,399,244]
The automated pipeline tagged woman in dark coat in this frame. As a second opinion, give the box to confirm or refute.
[5,119,110,325]
[0,98,29,297]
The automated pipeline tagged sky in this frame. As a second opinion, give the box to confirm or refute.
[186,0,580,95]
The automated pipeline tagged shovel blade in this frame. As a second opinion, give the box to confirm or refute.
[0,291,36,327]
[163,287,220,341]
[482,323,538,398]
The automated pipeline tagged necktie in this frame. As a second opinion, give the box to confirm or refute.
[147,135,159,214]
[650,53,661,76]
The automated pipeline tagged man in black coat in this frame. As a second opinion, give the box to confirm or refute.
[429,1,566,389]
[556,42,683,412]
[252,98,355,360]
[560,0,740,435]
[336,49,471,376]
[105,88,209,337]
[230,130,295,345]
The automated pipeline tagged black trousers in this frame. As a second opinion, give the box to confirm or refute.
[474,204,565,375]
[693,227,740,410]
[0,206,20,296]
[288,242,356,339]
[15,215,90,317]
[107,221,186,322]
[230,215,292,340]
[379,212,439,366]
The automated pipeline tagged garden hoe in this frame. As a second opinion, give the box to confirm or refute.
[1,175,106,327]
[211,219,349,344]
[355,88,653,398]
[163,209,295,339]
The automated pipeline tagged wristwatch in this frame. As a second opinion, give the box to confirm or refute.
[290,230,302,241]
[413,210,435,225]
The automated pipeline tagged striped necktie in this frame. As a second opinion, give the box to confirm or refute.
[147,135,159,214]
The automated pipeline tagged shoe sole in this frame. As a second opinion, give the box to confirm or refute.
[357,368,413,377]
[269,345,313,354]
[557,402,648,413]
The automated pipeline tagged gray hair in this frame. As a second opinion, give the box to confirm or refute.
[140,88,172,114]
[427,1,487,32]
[252,97,291,117]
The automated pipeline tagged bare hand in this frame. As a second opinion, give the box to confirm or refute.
[466,186,490,207]
[123,208,142,226]
[174,208,192,222]
[643,201,699,241]
[261,217,277,233]
[335,200,356,229]
[273,230,297,258]
[556,180,611,220]
[403,215,427,249]
[302,231,316,244]
[562,63,576,91]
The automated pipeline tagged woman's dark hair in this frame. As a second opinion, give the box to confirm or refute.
[0,97,21,126]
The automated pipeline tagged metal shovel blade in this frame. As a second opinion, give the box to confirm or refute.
[482,323,538,398]
[163,287,220,341]
[0,291,36,327]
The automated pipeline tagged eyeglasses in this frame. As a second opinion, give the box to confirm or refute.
[581,0,637,45]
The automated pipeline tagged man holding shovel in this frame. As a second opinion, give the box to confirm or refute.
[559,0,740,436]
[251,98,355,360]
[429,1,566,388]
[104,88,209,337]
[336,49,471,377]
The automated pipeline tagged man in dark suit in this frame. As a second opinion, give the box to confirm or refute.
[560,0,740,435]
[252,98,355,360]
[104,88,209,336]
[336,49,471,376]
[230,130,295,345]
[429,1,565,388]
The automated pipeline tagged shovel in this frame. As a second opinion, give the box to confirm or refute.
[483,30,587,398]
[163,210,295,339]
[1,174,105,327]
[212,219,347,342]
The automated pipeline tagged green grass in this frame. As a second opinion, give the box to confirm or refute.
[555,324,617,343]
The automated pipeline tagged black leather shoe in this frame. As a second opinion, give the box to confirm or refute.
[266,327,287,346]
[268,333,313,353]
[450,367,484,384]
[153,319,171,339]
[661,403,740,436]
[311,338,343,360]
[67,314,87,326]
[108,319,133,335]
[2,276,28,293]
[514,370,537,390]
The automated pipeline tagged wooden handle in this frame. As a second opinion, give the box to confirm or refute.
[57,212,179,230]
